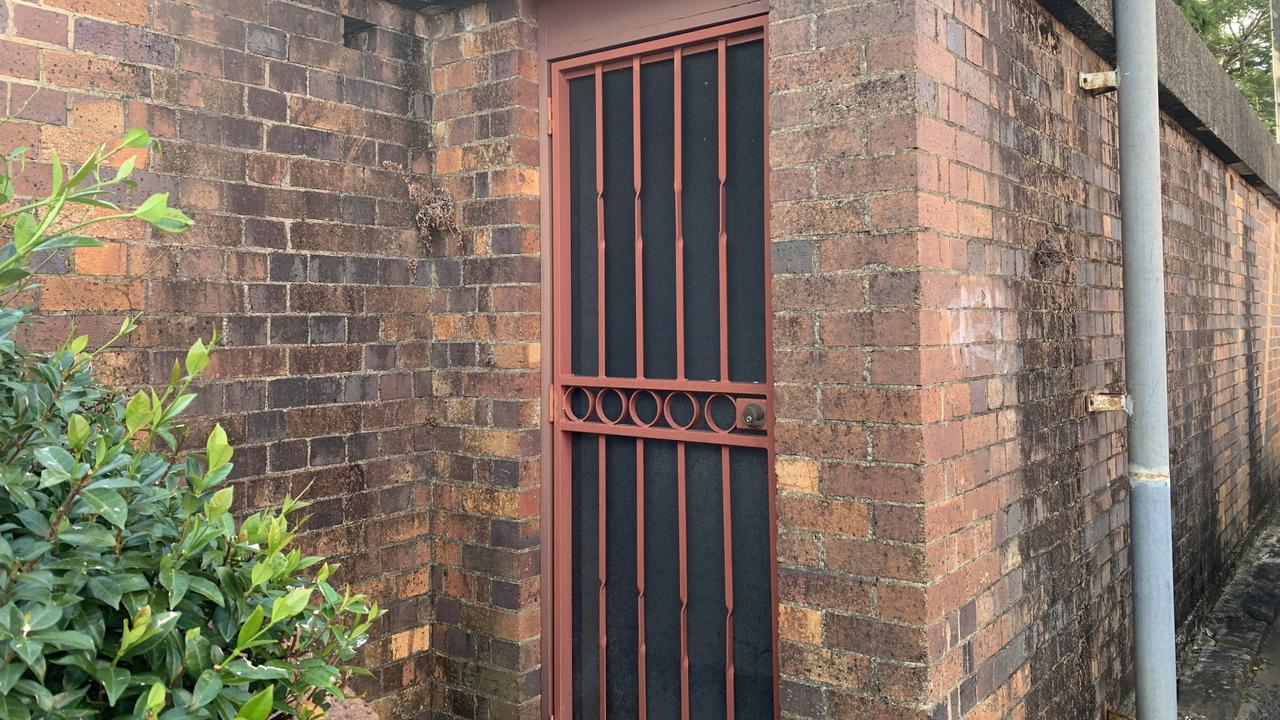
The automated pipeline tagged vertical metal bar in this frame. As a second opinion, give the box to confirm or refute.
[759,25,781,720]
[673,51,686,381]
[633,56,645,379]
[596,64,606,377]
[636,438,647,720]
[597,434,608,720]
[632,59,647,720]
[716,38,729,382]
[555,433,573,718]
[677,441,690,720]
[721,445,736,720]
[1116,0,1177,717]
[550,70,574,720]
[595,63,609,719]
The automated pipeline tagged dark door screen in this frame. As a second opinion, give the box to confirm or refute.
[549,17,775,720]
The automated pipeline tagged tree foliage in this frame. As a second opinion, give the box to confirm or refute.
[0,131,381,719]
[1176,0,1276,132]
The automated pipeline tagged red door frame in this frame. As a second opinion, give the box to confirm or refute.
[542,15,776,720]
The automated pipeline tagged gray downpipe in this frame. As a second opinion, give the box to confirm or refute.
[1115,0,1178,717]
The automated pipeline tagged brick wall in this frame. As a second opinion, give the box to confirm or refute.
[905,0,1280,718]
[767,1,945,718]
[0,0,441,714]
[421,2,543,719]
[7,0,1280,718]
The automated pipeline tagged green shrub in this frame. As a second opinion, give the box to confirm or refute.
[0,131,381,719]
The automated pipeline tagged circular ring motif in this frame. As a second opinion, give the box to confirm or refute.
[595,387,628,425]
[704,393,738,434]
[563,387,595,423]
[662,391,700,430]
[628,389,662,427]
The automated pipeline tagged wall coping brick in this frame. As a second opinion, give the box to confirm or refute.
[1037,0,1280,203]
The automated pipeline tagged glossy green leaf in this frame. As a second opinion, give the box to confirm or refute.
[185,337,209,377]
[124,392,151,434]
[190,669,222,709]
[0,663,24,694]
[79,488,127,529]
[10,637,43,667]
[206,486,233,521]
[12,213,38,251]
[114,156,136,182]
[222,658,289,681]
[270,586,312,624]
[236,605,264,649]
[233,686,273,720]
[32,629,95,652]
[67,414,90,449]
[186,576,225,607]
[144,681,166,717]
[132,193,168,223]
[23,603,61,632]
[121,127,150,148]
[88,576,123,609]
[50,149,63,193]
[96,665,130,706]
[0,693,32,720]
[35,234,103,251]
[206,423,232,473]
[152,206,194,233]
[33,446,74,473]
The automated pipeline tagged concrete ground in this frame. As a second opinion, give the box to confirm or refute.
[1179,516,1280,720]
[1238,626,1280,720]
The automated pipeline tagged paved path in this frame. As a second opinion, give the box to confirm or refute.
[1238,624,1280,720]
[1179,516,1280,720]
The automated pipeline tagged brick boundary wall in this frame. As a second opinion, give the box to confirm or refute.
[904,0,1280,717]
[0,0,441,713]
[4,0,1280,718]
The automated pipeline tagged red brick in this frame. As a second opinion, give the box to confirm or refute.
[44,50,148,94]
[14,5,69,45]
[39,276,142,311]
[0,40,40,80]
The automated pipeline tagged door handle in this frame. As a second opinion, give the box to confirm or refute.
[740,403,766,430]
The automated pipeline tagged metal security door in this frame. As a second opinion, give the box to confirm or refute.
[548,16,775,720]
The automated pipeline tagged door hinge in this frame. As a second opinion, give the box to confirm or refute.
[547,386,557,423]
[546,97,553,136]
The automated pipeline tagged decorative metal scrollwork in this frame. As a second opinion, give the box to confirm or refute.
[560,384,768,437]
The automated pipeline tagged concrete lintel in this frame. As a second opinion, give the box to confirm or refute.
[1038,0,1280,203]
[387,0,474,11]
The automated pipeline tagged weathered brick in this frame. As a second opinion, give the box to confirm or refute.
[39,277,143,311]
[46,0,148,26]
[0,40,41,80]
[44,50,148,94]
[14,5,69,45]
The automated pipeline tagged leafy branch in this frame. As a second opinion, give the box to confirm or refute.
[1176,0,1276,132]
[0,128,382,720]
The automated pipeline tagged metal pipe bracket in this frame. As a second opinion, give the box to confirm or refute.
[1079,70,1118,94]
[1087,392,1129,413]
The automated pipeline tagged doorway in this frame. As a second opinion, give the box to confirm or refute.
[546,16,775,720]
